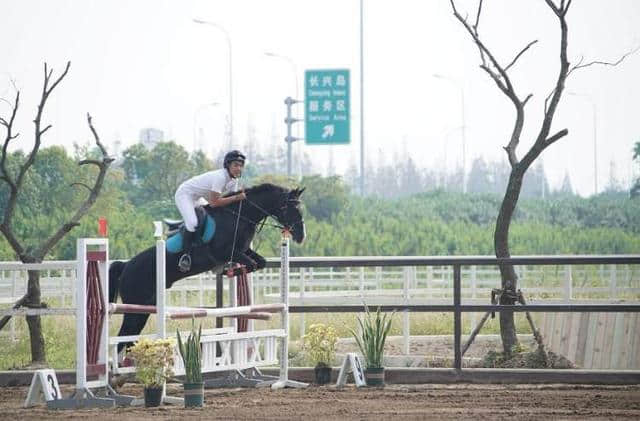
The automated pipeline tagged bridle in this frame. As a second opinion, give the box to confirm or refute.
[222,192,304,234]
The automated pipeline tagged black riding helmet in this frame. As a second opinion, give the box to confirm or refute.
[223,150,246,169]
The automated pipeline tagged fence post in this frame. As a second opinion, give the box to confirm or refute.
[11,270,17,341]
[299,268,305,339]
[563,265,572,302]
[470,265,477,331]
[215,272,224,329]
[403,266,410,355]
[453,265,462,370]
[610,264,617,300]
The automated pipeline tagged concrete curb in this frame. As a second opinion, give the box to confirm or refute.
[2,368,638,387]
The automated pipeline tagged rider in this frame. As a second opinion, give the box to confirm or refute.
[174,150,247,272]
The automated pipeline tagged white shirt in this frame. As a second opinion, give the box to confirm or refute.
[176,169,241,201]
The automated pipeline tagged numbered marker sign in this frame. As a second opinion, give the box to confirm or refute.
[336,353,366,387]
[24,369,62,407]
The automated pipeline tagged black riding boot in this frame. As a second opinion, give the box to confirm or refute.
[178,230,195,272]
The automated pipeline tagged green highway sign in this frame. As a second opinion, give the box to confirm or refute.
[305,69,350,144]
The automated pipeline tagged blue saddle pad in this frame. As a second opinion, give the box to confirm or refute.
[166,215,216,253]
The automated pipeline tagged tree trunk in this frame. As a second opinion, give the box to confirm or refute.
[26,269,46,364]
[494,169,524,356]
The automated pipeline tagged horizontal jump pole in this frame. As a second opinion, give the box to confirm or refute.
[108,303,284,319]
[168,303,285,320]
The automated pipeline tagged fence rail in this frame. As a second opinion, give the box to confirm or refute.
[2,255,639,372]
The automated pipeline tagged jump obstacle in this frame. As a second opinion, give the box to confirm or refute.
[31,232,305,409]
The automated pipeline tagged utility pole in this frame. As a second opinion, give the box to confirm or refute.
[284,97,302,176]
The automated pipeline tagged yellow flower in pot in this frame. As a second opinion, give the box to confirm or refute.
[302,323,338,385]
[127,337,176,407]
[349,306,394,386]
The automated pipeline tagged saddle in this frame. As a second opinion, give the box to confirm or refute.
[164,206,208,243]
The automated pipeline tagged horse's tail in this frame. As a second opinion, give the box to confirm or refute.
[109,260,126,303]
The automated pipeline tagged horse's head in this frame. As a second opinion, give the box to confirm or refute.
[276,187,306,244]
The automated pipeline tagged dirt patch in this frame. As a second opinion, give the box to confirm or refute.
[1,383,639,420]
[333,334,541,368]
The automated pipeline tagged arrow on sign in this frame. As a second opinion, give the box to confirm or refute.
[322,124,335,139]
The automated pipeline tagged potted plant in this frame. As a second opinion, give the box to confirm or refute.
[176,320,204,407]
[350,306,394,386]
[302,323,338,385]
[127,337,176,407]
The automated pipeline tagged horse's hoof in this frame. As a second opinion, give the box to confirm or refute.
[178,255,191,272]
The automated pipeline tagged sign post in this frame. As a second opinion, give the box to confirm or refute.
[305,69,350,144]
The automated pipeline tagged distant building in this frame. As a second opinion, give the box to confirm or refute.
[139,128,164,149]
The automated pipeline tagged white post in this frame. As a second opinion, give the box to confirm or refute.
[272,232,307,389]
[610,264,617,299]
[299,267,305,339]
[199,274,204,307]
[71,239,111,397]
[50,238,115,409]
[153,226,183,406]
[470,265,477,329]
[75,239,88,392]
[403,266,410,355]
[156,239,166,340]
[11,271,17,341]
[248,272,255,332]
[563,265,572,303]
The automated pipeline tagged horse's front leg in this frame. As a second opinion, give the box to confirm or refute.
[244,248,266,271]
[227,251,258,276]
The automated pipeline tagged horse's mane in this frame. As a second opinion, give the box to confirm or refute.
[244,183,288,196]
[219,182,287,198]
[208,183,288,214]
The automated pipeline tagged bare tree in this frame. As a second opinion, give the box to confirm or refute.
[0,62,113,364]
[450,0,635,355]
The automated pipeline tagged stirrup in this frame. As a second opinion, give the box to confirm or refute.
[178,254,192,272]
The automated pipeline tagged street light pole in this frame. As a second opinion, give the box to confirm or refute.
[433,74,467,193]
[193,19,233,145]
[264,52,301,178]
[360,0,365,195]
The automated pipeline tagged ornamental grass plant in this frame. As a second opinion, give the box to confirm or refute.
[176,320,202,383]
[350,306,394,369]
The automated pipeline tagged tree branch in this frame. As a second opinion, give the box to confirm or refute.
[473,0,483,32]
[451,0,528,167]
[35,114,112,258]
[1,90,20,191]
[450,0,516,94]
[504,40,538,72]
[17,62,71,197]
[0,293,29,332]
[70,182,92,192]
[545,128,569,146]
[0,88,23,257]
[533,0,571,165]
[568,45,640,77]
[87,113,110,158]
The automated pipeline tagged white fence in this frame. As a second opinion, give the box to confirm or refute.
[2,261,638,343]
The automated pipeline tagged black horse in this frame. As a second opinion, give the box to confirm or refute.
[108,183,305,350]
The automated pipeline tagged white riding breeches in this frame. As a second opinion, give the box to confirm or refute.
[174,191,198,232]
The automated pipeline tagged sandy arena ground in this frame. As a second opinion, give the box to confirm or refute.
[1,383,639,420]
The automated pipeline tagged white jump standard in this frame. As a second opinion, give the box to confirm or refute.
[47,233,304,409]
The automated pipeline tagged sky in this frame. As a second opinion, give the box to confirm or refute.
[1,0,639,196]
